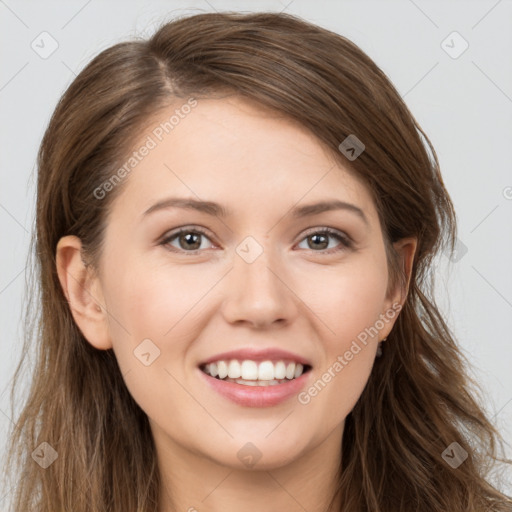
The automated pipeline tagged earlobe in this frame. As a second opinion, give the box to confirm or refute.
[55,235,112,350]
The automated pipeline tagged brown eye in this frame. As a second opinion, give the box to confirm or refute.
[307,233,330,250]
[161,227,214,253]
[176,232,202,250]
[297,228,353,254]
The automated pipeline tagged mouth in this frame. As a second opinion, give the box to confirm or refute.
[199,359,313,387]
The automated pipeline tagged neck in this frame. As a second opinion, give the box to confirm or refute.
[155,422,344,512]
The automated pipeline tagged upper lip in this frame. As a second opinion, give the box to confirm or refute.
[199,348,312,367]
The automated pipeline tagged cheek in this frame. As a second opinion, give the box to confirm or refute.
[102,256,217,372]
[295,254,387,413]
[100,260,196,415]
[104,255,197,336]
[304,252,389,343]
[299,344,375,429]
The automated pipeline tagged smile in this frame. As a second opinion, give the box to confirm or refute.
[198,358,313,407]
[200,359,311,386]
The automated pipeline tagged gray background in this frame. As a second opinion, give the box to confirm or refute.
[1,0,511,502]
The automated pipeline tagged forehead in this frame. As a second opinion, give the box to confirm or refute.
[110,96,378,225]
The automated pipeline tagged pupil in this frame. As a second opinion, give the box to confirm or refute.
[310,234,327,250]
[181,233,200,250]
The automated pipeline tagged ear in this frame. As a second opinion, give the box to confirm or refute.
[55,235,112,350]
[391,236,417,304]
[380,236,417,338]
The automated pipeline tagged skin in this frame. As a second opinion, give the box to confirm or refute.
[56,95,416,512]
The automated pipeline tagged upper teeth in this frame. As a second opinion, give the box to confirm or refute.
[202,360,305,381]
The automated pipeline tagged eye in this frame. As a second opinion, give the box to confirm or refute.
[160,226,353,255]
[160,227,215,253]
[296,227,353,254]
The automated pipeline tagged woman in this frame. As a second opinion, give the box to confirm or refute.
[3,11,511,512]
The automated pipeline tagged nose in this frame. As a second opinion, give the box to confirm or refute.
[221,245,298,329]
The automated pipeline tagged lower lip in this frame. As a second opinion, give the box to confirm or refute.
[198,368,312,407]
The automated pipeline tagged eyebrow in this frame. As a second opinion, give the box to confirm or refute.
[143,197,369,226]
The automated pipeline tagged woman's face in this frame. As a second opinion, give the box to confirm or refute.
[66,96,415,471]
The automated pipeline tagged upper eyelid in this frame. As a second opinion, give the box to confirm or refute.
[300,226,350,240]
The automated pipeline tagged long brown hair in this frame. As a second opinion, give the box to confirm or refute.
[3,11,511,512]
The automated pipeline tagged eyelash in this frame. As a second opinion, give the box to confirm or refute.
[159,226,354,255]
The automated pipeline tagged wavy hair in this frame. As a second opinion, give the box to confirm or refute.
[3,10,511,512]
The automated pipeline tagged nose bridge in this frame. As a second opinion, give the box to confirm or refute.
[222,235,296,327]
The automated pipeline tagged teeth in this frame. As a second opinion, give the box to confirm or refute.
[258,361,274,380]
[209,362,218,377]
[217,361,228,379]
[227,360,241,379]
[274,361,286,379]
[240,360,258,380]
[232,378,287,386]
[235,378,260,386]
[202,359,308,381]
[285,362,296,380]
